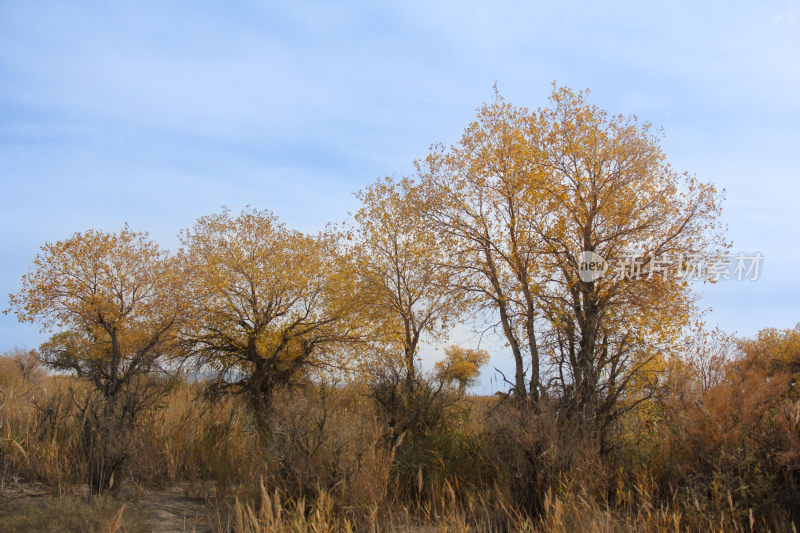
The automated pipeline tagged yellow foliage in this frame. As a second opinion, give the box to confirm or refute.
[178,207,363,413]
[351,178,467,381]
[417,84,726,419]
[435,345,491,390]
[6,226,181,393]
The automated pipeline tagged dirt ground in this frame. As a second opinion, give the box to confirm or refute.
[125,484,211,532]
[0,481,214,532]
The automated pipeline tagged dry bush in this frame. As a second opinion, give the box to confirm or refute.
[367,363,495,508]
[196,383,394,529]
[389,410,491,507]
[368,364,458,440]
[127,381,257,489]
[619,326,800,531]
[483,400,609,519]
[260,384,392,518]
[4,326,800,532]
[67,373,179,494]
[0,353,85,489]
[0,348,45,390]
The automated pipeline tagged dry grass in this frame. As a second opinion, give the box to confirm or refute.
[0,493,148,533]
[2,342,800,532]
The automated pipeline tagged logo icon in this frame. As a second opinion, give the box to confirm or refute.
[578,251,607,282]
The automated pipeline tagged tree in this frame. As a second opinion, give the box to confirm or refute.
[351,177,465,385]
[529,87,724,437]
[435,345,490,392]
[737,323,800,381]
[7,227,180,399]
[418,91,554,403]
[179,207,359,429]
[6,226,182,491]
[420,86,725,437]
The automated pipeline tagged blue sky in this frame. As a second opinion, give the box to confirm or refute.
[1,1,798,390]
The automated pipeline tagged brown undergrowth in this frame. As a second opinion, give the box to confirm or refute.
[2,326,800,532]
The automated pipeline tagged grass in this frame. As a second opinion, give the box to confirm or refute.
[2,344,800,532]
[0,494,148,533]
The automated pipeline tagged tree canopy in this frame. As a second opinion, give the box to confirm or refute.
[7,226,181,401]
[178,207,361,425]
[418,86,725,432]
[6,86,726,446]
[351,177,467,383]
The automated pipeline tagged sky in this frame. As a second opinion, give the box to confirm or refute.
[1,1,798,392]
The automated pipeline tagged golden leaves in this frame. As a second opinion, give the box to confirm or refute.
[416,85,726,408]
[5,85,727,419]
[435,345,491,389]
[351,177,467,366]
[179,207,360,376]
[7,226,182,381]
